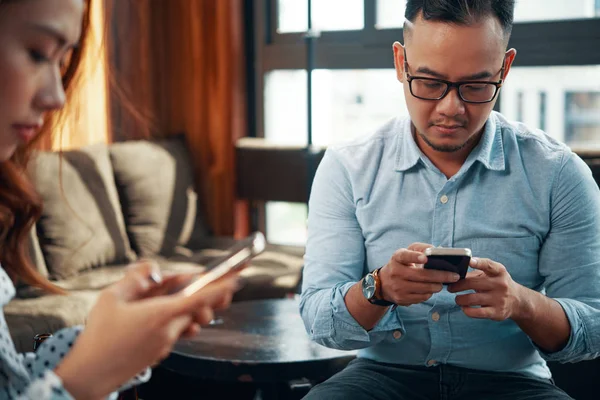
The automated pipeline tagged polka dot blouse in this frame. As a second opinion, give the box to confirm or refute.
[0,267,151,399]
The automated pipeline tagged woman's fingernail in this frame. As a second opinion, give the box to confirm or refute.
[149,271,163,284]
[418,255,427,263]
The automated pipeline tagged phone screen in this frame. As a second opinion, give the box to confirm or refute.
[164,232,266,296]
[424,248,471,284]
[425,255,470,277]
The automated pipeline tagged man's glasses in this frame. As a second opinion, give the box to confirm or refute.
[403,49,505,104]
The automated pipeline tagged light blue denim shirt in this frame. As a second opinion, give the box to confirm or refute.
[300,111,600,380]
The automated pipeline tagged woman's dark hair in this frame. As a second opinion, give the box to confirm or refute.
[0,0,93,294]
[405,0,515,37]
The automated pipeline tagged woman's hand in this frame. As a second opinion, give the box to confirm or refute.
[54,261,239,400]
[144,271,235,338]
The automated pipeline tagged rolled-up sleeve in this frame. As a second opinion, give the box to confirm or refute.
[300,149,403,350]
[16,326,150,399]
[536,152,600,362]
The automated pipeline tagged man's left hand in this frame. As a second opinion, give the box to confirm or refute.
[447,257,526,321]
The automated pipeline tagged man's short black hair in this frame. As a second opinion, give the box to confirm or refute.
[404,0,515,38]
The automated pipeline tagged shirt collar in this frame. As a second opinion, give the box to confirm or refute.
[394,117,421,171]
[394,112,505,172]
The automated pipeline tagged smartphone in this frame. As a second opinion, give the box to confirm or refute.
[166,231,267,296]
[423,247,471,284]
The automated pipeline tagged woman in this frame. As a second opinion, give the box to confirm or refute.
[0,0,239,399]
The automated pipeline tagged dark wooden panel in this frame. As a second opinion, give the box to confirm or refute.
[262,17,600,70]
[236,138,325,203]
[236,137,600,204]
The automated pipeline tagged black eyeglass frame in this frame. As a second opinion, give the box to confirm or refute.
[403,48,506,104]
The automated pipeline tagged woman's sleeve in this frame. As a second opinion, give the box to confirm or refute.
[16,326,150,399]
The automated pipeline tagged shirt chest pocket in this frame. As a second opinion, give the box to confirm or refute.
[469,236,542,288]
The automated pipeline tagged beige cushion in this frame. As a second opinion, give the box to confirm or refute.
[109,137,208,258]
[52,262,207,291]
[29,144,136,280]
[235,243,305,300]
[171,238,305,300]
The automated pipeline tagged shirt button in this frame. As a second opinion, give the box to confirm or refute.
[393,330,403,340]
[431,312,440,322]
[427,359,437,366]
[440,195,449,204]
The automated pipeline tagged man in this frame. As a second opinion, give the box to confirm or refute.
[299,1,600,399]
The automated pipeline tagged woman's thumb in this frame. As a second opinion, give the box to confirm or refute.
[112,260,163,301]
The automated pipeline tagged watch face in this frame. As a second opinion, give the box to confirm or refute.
[362,273,376,300]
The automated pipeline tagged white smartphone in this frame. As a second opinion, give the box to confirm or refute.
[166,231,267,297]
[424,247,472,283]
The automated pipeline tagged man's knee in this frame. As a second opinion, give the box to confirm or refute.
[303,379,374,400]
[302,359,402,400]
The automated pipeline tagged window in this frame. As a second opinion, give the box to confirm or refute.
[264,70,307,145]
[514,0,598,22]
[515,91,524,122]
[565,92,600,149]
[265,69,408,146]
[375,0,598,28]
[500,66,600,145]
[277,0,364,33]
[311,70,408,146]
[376,0,406,29]
[266,202,307,246]
[253,0,600,245]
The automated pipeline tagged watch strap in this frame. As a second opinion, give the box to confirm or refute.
[368,267,396,307]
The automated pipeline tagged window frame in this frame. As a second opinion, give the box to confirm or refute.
[253,0,600,140]
[247,0,600,234]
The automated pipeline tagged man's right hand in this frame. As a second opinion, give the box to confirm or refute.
[378,242,460,306]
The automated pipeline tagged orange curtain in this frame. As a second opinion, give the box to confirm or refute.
[106,0,248,236]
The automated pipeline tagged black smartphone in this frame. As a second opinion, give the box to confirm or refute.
[165,232,267,296]
[423,247,471,284]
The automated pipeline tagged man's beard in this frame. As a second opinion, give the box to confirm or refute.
[417,130,477,153]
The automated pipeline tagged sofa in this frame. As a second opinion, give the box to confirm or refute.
[5,135,305,353]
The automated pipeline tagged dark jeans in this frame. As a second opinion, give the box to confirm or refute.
[303,358,572,400]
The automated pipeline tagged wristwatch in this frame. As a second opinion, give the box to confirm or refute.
[362,267,396,307]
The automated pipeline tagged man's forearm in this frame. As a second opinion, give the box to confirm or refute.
[512,286,571,353]
[345,282,390,331]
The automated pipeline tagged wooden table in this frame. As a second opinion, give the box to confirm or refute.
[160,298,357,398]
